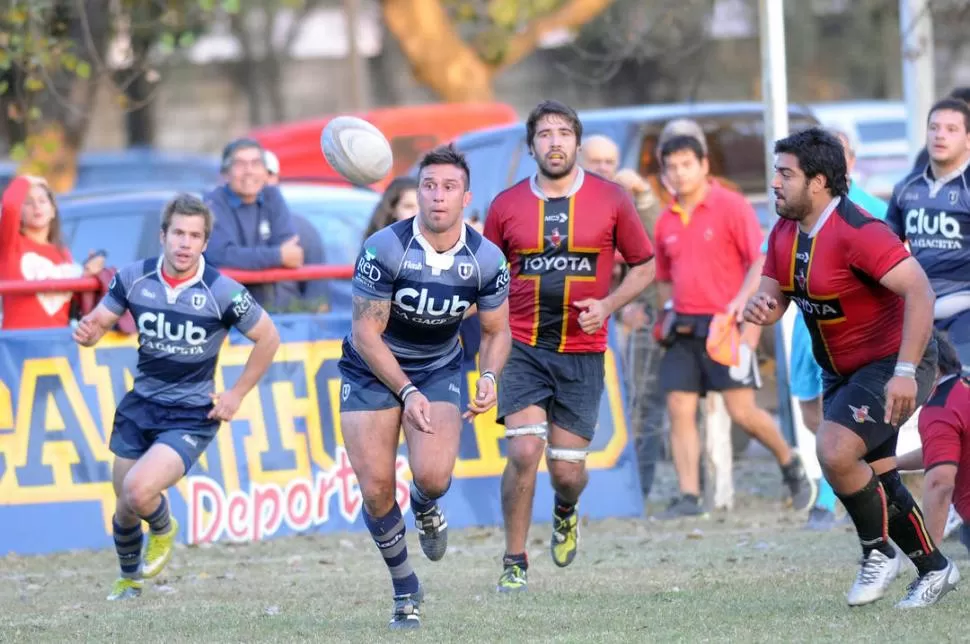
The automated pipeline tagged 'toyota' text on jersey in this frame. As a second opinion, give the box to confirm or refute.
[763,197,910,376]
[483,169,654,353]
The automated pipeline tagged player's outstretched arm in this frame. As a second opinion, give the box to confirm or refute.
[72,302,122,347]
[350,295,411,396]
[743,276,789,327]
[878,256,935,425]
[210,311,280,422]
[465,300,511,419]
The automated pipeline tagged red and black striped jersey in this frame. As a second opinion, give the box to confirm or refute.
[764,197,909,375]
[484,170,653,353]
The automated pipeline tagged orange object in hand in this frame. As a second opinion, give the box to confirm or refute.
[706,313,741,367]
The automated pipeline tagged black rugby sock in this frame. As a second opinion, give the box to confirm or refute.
[554,494,576,518]
[836,473,896,559]
[879,470,949,575]
[112,517,143,579]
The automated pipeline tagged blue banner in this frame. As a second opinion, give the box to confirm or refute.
[0,314,642,555]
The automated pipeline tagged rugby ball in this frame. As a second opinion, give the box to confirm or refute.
[321,116,393,186]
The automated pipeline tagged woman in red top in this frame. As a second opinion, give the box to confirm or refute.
[0,175,103,330]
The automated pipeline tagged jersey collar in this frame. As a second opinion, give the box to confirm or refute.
[805,196,841,238]
[155,255,206,304]
[529,167,585,201]
[923,157,970,194]
[411,216,467,271]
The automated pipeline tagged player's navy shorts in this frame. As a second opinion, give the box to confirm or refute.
[109,392,219,475]
[821,338,938,463]
[338,338,463,412]
[496,340,605,441]
[660,314,761,396]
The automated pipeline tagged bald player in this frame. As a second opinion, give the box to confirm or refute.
[580,135,621,180]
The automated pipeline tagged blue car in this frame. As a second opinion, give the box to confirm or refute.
[0,148,221,195]
[56,183,379,312]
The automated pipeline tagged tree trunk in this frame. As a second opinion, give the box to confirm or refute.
[382,0,495,101]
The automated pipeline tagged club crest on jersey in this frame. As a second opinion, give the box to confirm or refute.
[191,293,207,310]
[547,228,564,248]
[458,262,474,280]
[950,190,959,205]
[849,404,874,424]
[795,272,807,291]
[341,383,350,401]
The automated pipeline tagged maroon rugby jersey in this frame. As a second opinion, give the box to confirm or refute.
[484,170,653,353]
[919,376,970,521]
[763,198,909,375]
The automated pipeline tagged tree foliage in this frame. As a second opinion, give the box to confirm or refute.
[0,0,238,187]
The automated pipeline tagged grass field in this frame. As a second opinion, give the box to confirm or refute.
[1,458,967,643]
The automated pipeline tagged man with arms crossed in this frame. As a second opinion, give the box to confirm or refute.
[484,100,655,592]
[73,194,280,601]
[338,145,511,629]
[745,128,957,608]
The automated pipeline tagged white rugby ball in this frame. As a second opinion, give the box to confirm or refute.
[321,116,393,186]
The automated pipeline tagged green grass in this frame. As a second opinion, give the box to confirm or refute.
[1,460,967,643]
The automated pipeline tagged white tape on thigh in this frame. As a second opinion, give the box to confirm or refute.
[505,423,548,440]
[546,447,587,463]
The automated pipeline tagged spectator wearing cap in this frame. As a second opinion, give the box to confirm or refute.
[204,137,304,310]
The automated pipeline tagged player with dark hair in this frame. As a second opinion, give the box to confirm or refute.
[887,98,970,372]
[484,100,655,592]
[339,143,511,629]
[745,127,958,608]
[910,89,970,171]
[73,194,281,601]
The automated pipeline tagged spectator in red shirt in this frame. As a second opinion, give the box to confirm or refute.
[0,175,103,330]
[653,135,813,519]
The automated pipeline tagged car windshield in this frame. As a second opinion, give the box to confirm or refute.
[285,193,379,266]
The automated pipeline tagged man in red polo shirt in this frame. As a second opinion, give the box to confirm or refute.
[653,134,814,519]
[484,100,655,593]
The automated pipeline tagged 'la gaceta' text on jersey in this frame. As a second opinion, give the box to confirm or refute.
[348,217,510,370]
[886,162,970,297]
[764,197,910,376]
[102,257,264,407]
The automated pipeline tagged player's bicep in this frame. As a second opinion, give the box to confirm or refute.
[477,300,510,336]
[222,288,264,333]
[478,257,510,311]
[352,295,391,339]
[877,256,932,300]
[101,268,132,315]
[240,310,277,344]
[919,417,962,471]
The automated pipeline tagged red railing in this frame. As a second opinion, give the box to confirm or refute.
[0,265,355,296]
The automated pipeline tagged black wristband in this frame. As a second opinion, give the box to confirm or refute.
[398,383,418,404]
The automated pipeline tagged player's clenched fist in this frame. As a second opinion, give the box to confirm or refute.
[73,315,104,347]
[743,292,779,326]
[208,389,243,422]
[464,372,497,419]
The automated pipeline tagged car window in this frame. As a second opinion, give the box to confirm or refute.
[75,163,220,192]
[856,120,908,144]
[286,195,379,265]
[60,199,162,267]
[636,113,818,195]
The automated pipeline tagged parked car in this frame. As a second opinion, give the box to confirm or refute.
[250,102,519,192]
[807,100,912,199]
[411,102,821,222]
[0,148,222,195]
[56,183,379,312]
